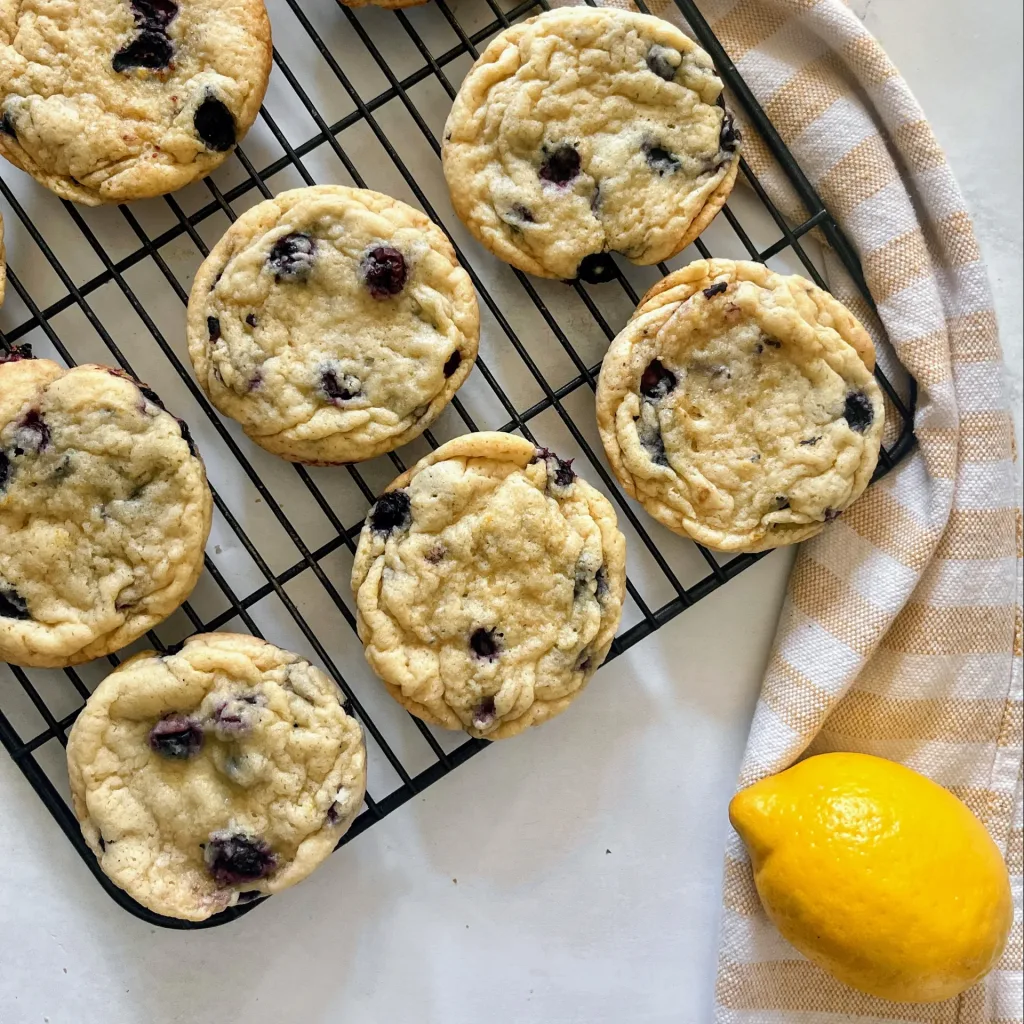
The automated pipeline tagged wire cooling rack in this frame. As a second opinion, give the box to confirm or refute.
[0,0,916,928]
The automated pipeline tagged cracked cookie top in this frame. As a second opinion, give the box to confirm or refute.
[67,632,366,921]
[0,0,271,204]
[351,432,627,740]
[442,7,739,281]
[187,186,480,465]
[0,357,212,667]
[596,259,884,553]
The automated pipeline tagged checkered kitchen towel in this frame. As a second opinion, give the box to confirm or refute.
[558,0,1022,1018]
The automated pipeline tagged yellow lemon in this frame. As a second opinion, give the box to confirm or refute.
[729,752,1012,1003]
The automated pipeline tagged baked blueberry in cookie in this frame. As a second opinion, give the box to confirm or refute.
[0,359,212,667]
[351,433,627,740]
[67,633,367,921]
[596,259,884,552]
[442,8,740,280]
[0,0,271,204]
[187,186,480,465]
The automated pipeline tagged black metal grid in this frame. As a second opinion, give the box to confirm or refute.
[0,0,916,929]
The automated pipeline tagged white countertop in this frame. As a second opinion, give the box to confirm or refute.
[1,2,1020,1022]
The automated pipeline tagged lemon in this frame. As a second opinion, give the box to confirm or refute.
[729,752,1012,1003]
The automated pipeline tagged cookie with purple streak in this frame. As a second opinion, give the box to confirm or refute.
[67,632,367,921]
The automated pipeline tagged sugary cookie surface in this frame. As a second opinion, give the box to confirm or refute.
[597,260,884,552]
[442,8,739,280]
[187,186,480,464]
[0,0,271,203]
[352,433,627,739]
[67,633,366,921]
[0,359,212,667]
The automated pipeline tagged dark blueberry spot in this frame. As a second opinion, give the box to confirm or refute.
[19,410,50,450]
[510,203,535,224]
[0,111,16,139]
[138,385,165,409]
[268,233,315,281]
[148,714,203,759]
[245,313,258,328]
[639,420,669,467]
[646,45,679,81]
[320,369,360,402]
[719,111,740,153]
[361,246,408,300]
[549,455,575,489]
[576,252,617,284]
[443,351,462,378]
[247,372,263,393]
[843,391,874,433]
[204,832,277,886]
[539,143,581,186]
[326,804,343,826]
[112,30,174,73]
[472,696,496,728]
[800,435,822,446]
[0,587,30,620]
[755,343,764,355]
[194,95,236,152]
[640,359,677,400]
[775,496,790,510]
[703,281,728,299]
[824,507,841,522]
[131,0,179,29]
[0,343,32,363]
[177,418,199,459]
[469,627,501,661]
[642,141,680,176]
[0,452,9,491]
[207,316,221,341]
[764,338,781,349]
[370,489,411,536]
[595,566,609,600]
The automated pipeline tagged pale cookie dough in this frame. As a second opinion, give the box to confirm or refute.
[187,186,480,464]
[351,432,627,740]
[0,357,212,667]
[441,7,740,282]
[67,633,367,922]
[0,0,272,204]
[596,259,884,553]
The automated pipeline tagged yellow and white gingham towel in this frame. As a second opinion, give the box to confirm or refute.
[557,0,1022,1018]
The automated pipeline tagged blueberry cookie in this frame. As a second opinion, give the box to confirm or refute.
[67,633,367,921]
[351,433,627,740]
[441,8,740,282]
[187,186,480,464]
[0,358,212,667]
[0,0,271,204]
[596,259,884,553]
